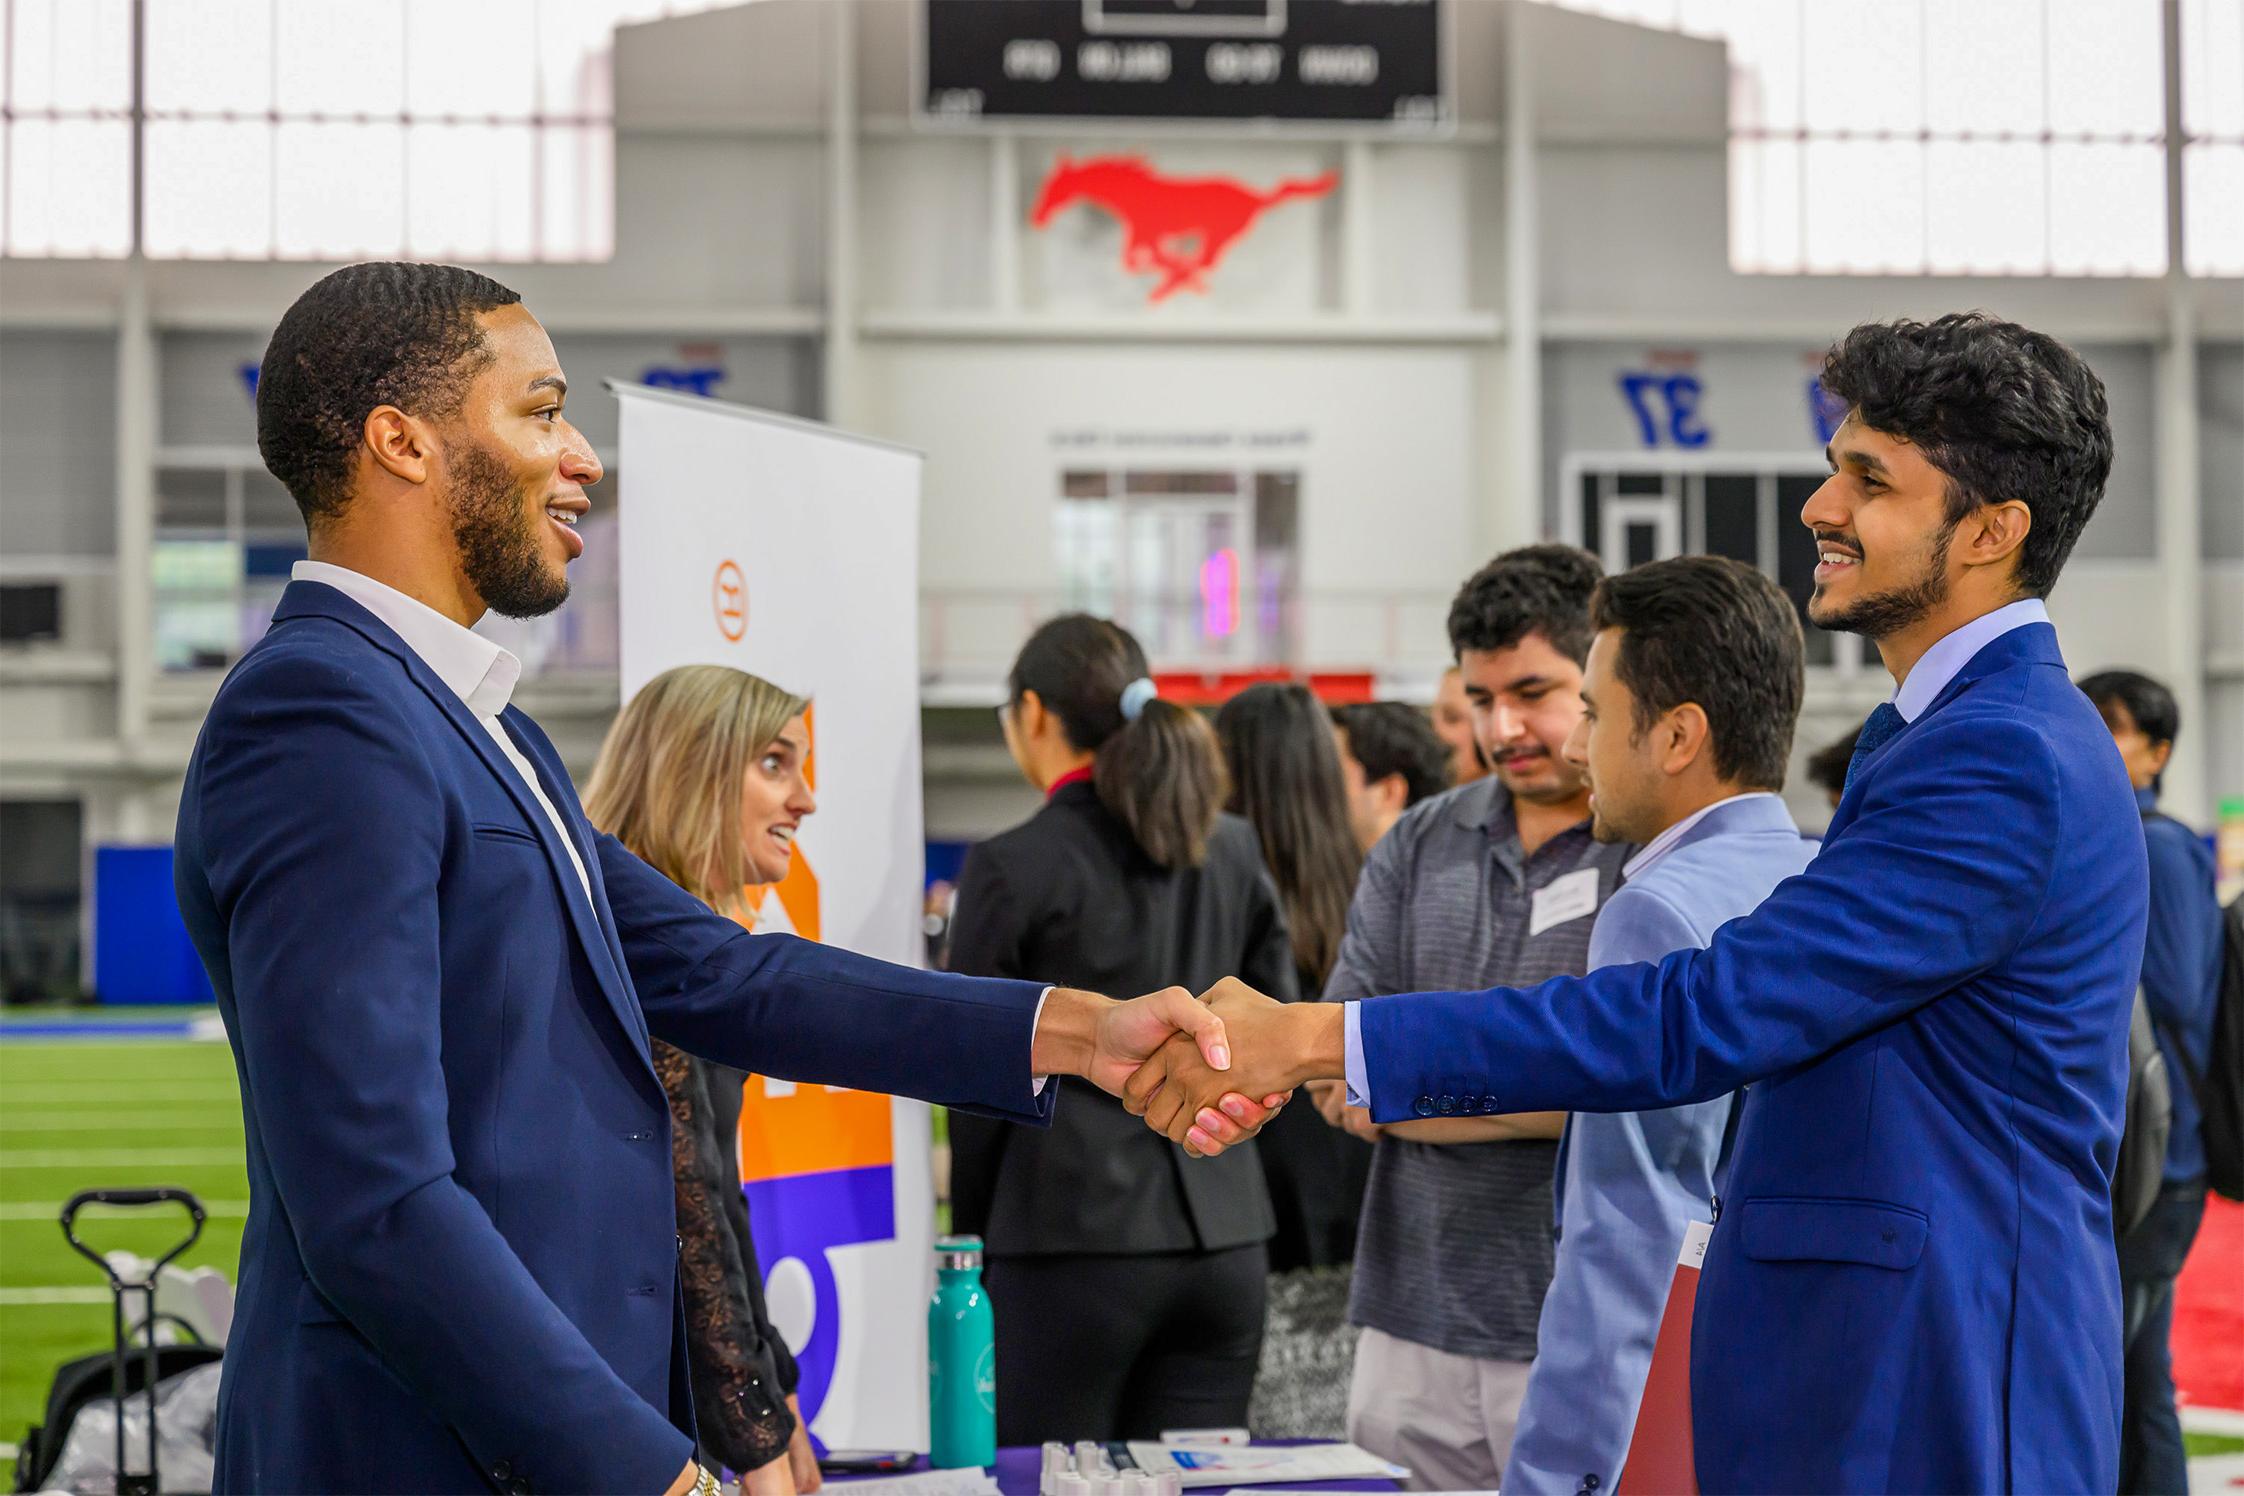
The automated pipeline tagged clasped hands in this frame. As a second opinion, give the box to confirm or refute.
[1120,978,1345,1157]
[1040,979,1345,1157]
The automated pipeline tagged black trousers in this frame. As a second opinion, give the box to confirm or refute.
[985,1243,1269,1444]
[2117,1180,2207,1496]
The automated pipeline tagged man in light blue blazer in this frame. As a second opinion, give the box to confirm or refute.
[1500,556,1817,1496]
[1136,315,2144,1493]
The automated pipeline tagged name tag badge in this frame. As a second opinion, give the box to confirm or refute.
[1529,867,1602,938]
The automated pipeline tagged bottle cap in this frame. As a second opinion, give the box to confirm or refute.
[933,1233,983,1271]
[1055,1476,1090,1496]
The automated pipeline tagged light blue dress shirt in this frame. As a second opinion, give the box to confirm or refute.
[1499,792,1816,1496]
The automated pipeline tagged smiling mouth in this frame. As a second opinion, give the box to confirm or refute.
[1815,542,1863,580]
[545,499,586,558]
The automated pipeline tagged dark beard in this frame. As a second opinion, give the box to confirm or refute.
[448,439,569,619]
[1809,521,1953,640]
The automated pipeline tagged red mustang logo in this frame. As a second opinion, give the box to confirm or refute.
[1031,154,1340,304]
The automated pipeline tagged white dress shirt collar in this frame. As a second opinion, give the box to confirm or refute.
[292,561,522,718]
[1622,791,1783,882]
[1891,597,2049,723]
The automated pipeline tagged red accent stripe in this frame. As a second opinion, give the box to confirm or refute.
[1046,766,1095,799]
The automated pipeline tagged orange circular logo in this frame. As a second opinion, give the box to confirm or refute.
[713,560,747,642]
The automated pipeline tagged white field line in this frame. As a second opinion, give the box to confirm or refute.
[1,1086,239,1105]
[0,1115,243,1132]
[2184,1405,2244,1433]
[0,1199,249,1221]
[0,1287,113,1304]
[0,1148,244,1169]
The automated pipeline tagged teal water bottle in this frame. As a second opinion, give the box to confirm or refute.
[928,1234,996,1469]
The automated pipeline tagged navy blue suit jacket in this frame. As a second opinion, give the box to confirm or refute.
[174,582,1053,1494]
[1358,622,2145,1492]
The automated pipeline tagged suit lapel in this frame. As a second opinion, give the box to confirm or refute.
[269,582,655,1072]
[1826,622,2065,840]
[499,710,652,1057]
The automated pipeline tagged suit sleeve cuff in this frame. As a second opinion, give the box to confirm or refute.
[1344,1000,1370,1107]
[1030,985,1052,1097]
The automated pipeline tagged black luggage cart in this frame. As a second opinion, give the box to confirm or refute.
[12,1189,215,1496]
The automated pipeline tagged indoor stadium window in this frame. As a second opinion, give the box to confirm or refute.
[1056,466,1303,668]
[1,0,731,261]
[1543,0,2180,277]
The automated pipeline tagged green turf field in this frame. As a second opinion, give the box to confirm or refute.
[0,1025,247,1450]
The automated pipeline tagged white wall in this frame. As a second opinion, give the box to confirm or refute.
[860,341,1481,684]
[0,331,118,556]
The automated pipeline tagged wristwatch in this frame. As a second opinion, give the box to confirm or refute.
[692,1467,721,1496]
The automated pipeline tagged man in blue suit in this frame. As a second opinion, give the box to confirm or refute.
[1137,314,2145,1492]
[174,263,1263,1496]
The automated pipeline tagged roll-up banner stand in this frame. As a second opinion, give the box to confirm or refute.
[611,381,933,1448]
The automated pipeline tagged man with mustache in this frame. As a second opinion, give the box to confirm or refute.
[1308,546,1632,1489]
[1141,314,2145,1493]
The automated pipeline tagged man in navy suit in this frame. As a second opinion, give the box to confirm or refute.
[174,263,1268,1496]
[1140,315,2145,1492]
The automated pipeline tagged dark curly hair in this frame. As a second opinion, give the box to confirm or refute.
[258,262,523,526]
[1818,313,2112,599]
[1331,701,1452,807]
[1591,555,1804,791]
[1446,543,1603,665]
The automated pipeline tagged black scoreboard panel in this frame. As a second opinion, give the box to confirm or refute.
[921,0,1446,125]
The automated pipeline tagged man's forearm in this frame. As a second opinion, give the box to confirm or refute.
[1280,1000,1348,1089]
[1029,987,1102,1078]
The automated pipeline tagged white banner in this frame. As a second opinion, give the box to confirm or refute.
[613,382,932,1450]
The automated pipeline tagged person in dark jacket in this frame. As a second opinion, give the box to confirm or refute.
[585,664,826,1493]
[1216,683,1379,1436]
[2080,668,2224,1496]
[948,615,1295,1442]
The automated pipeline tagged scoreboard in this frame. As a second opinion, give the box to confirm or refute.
[920,0,1447,127]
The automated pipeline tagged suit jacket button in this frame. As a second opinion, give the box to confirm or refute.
[509,1480,532,1495]
[1413,1096,1435,1117]
[1436,1094,1457,1115]
[491,1462,512,1481]
[1482,1095,1502,1113]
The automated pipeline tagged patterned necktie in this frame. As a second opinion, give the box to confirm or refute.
[1844,701,1907,790]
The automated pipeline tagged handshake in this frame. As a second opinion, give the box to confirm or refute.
[1047,980,1349,1158]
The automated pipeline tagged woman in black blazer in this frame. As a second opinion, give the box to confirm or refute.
[947,614,1298,1443]
[1215,683,1375,1437]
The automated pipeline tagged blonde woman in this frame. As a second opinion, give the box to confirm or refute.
[586,664,823,1495]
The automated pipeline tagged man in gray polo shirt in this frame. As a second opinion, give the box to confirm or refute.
[1312,546,1629,1489]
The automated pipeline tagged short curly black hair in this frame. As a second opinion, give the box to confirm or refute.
[1331,701,1453,807]
[1819,312,2112,599]
[257,262,522,526]
[1446,543,1603,665]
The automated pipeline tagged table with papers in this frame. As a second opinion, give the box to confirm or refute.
[827,1442,1405,1496]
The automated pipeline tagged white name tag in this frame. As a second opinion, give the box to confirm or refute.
[1528,867,1602,938]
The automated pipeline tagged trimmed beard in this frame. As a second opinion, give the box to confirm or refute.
[448,437,570,620]
[1810,520,1955,640]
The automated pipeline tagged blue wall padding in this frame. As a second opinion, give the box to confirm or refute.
[93,845,214,1005]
